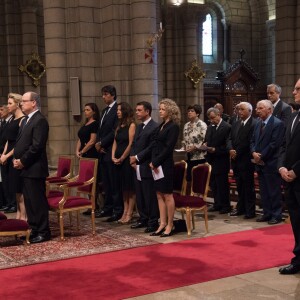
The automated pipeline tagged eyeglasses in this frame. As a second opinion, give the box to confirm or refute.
[293,87,300,93]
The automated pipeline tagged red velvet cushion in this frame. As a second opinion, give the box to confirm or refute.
[47,177,68,183]
[56,157,72,177]
[174,193,206,208]
[48,196,91,209]
[192,164,209,194]
[173,162,186,191]
[0,212,7,220]
[48,190,63,198]
[0,219,29,231]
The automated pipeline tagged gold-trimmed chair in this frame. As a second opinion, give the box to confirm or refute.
[47,158,98,240]
[173,160,188,196]
[0,212,31,244]
[174,163,212,236]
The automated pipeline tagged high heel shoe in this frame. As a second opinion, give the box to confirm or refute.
[150,227,166,236]
[119,214,133,224]
[160,227,175,237]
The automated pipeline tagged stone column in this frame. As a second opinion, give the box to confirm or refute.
[130,0,159,118]
[43,0,70,165]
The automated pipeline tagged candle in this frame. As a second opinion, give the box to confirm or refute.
[160,22,162,30]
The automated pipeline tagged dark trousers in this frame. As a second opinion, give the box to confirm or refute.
[23,177,50,235]
[257,171,282,219]
[100,159,123,216]
[135,177,159,227]
[234,168,256,216]
[210,171,230,210]
[285,184,300,266]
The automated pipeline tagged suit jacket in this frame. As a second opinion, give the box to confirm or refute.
[96,102,118,161]
[205,120,231,174]
[14,111,49,178]
[151,121,179,170]
[250,115,285,173]
[278,112,300,189]
[227,117,257,171]
[130,119,158,178]
[273,100,292,125]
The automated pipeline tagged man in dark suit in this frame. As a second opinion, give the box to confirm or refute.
[267,83,292,125]
[278,79,300,275]
[95,85,123,222]
[250,99,285,225]
[13,92,50,243]
[130,101,159,233]
[227,102,257,219]
[205,107,231,214]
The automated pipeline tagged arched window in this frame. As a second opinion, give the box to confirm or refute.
[202,14,212,56]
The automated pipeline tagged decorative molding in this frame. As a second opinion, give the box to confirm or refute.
[18,53,46,87]
[184,59,206,88]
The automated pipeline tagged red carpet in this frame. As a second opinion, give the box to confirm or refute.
[0,224,294,299]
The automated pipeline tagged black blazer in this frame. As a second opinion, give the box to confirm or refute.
[14,111,49,178]
[130,119,158,178]
[96,102,118,161]
[205,120,231,174]
[227,117,257,171]
[151,121,179,170]
[273,100,292,125]
[250,115,285,173]
[278,112,300,188]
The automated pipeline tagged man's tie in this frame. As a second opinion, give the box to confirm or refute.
[291,113,300,136]
[100,106,109,127]
[17,116,28,139]
[260,121,265,136]
[237,121,244,135]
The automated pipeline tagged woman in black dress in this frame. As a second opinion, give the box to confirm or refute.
[76,103,100,159]
[111,102,136,224]
[76,103,99,215]
[0,93,26,220]
[149,98,181,237]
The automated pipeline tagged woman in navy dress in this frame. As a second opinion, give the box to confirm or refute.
[149,98,181,237]
[0,93,26,220]
[111,102,136,224]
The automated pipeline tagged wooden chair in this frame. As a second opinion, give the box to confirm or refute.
[47,158,98,240]
[46,155,75,198]
[173,160,188,196]
[174,163,212,236]
[0,212,31,244]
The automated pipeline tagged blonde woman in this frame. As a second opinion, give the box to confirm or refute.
[0,93,27,220]
[149,99,181,237]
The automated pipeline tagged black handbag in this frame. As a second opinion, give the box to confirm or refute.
[173,219,187,233]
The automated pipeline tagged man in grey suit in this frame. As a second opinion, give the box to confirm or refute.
[267,83,292,125]
[13,92,50,243]
[130,101,159,233]
[278,78,300,274]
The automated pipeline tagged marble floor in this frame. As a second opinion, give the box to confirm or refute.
[117,203,300,300]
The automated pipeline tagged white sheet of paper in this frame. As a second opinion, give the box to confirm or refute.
[174,148,186,153]
[136,165,141,181]
[152,165,164,181]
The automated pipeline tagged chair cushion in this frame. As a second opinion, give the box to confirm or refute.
[48,196,91,209]
[47,177,68,183]
[0,219,29,231]
[0,212,7,220]
[174,193,206,208]
[48,190,64,198]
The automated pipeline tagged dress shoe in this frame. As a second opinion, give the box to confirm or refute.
[244,214,256,219]
[5,206,17,213]
[229,209,244,217]
[279,264,300,275]
[30,234,51,244]
[256,215,271,222]
[219,208,231,214]
[95,210,112,218]
[130,222,147,229]
[160,229,174,237]
[268,218,282,225]
[20,232,38,241]
[144,226,158,233]
[0,206,9,211]
[150,227,166,236]
[105,215,122,222]
[208,206,219,212]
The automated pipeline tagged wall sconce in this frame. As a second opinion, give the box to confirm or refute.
[184,59,206,88]
[146,22,164,48]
